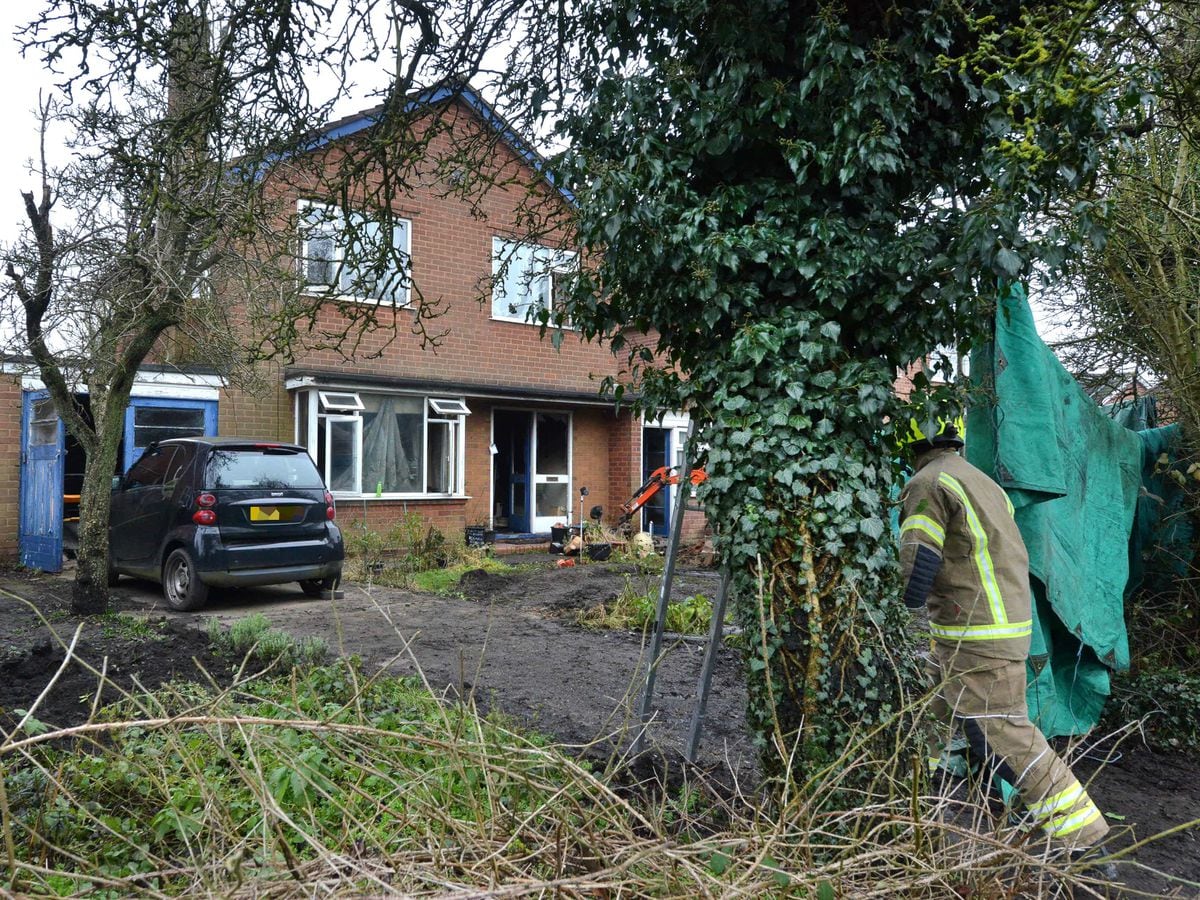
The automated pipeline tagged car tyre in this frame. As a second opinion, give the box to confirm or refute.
[299,576,337,598]
[106,552,120,588]
[162,548,209,611]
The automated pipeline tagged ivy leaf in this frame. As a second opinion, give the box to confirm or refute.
[860,517,885,539]
[995,247,1022,277]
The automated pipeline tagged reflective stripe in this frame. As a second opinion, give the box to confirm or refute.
[1027,783,1084,821]
[930,620,1033,641]
[901,515,945,548]
[1044,802,1103,838]
[938,473,1009,625]
[1004,493,1014,517]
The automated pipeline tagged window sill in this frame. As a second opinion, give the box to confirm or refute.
[332,493,471,502]
[304,287,412,307]
[490,315,576,330]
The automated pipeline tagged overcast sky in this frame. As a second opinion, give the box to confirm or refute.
[0,1,401,247]
[0,2,63,244]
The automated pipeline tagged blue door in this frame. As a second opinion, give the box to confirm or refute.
[641,427,672,534]
[19,391,65,572]
[494,410,533,533]
[508,415,532,533]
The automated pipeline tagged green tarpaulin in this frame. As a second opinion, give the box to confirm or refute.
[967,285,1139,737]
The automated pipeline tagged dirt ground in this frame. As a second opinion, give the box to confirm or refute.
[1,560,1197,897]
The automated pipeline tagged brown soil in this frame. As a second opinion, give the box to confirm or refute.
[0,560,1197,897]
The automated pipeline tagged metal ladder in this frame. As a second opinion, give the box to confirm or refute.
[631,422,732,763]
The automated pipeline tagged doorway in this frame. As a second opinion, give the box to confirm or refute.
[18,391,217,572]
[492,409,572,534]
[641,426,672,535]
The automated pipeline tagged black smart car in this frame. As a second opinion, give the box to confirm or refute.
[109,437,344,610]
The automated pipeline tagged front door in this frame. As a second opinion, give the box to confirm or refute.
[19,391,65,572]
[532,412,571,532]
[492,410,571,533]
[641,427,672,534]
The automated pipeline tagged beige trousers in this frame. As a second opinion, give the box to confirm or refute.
[928,648,1110,850]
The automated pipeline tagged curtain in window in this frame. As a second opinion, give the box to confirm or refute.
[362,397,413,493]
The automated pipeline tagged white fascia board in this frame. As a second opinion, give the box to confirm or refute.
[643,410,690,429]
[10,365,223,400]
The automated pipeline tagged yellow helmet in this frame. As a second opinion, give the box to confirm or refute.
[897,414,965,452]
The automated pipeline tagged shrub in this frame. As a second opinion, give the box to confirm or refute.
[1104,666,1200,751]
[577,575,716,635]
[206,613,327,669]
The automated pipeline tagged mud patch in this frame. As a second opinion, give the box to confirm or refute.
[0,588,228,732]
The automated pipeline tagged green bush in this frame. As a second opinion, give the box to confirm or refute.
[342,513,486,587]
[206,613,327,669]
[577,576,716,635]
[1104,666,1200,751]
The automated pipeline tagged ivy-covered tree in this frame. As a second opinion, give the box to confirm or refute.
[541,1,1141,776]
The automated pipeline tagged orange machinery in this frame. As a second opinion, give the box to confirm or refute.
[618,466,706,524]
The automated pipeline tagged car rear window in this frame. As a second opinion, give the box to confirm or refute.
[206,448,325,490]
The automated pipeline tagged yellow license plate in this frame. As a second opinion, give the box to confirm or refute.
[249,505,302,522]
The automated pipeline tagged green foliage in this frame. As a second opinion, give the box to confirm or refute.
[410,557,521,595]
[344,513,483,587]
[0,662,1107,895]
[206,613,327,669]
[98,613,163,642]
[1104,667,1200,751]
[577,576,717,635]
[541,0,1137,782]
[3,662,581,892]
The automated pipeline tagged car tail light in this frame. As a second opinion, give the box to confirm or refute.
[325,490,336,521]
[193,492,218,526]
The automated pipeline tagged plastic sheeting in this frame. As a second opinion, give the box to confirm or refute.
[967,284,1139,737]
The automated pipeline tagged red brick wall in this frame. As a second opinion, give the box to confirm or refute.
[0,377,23,558]
[260,101,635,398]
[607,413,641,511]
[218,371,292,441]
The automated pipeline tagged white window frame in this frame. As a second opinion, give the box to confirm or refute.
[323,415,363,496]
[429,397,470,416]
[425,414,463,495]
[299,200,412,306]
[319,391,365,412]
[293,388,470,499]
[491,237,577,324]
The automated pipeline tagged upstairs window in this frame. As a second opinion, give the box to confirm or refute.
[300,200,411,305]
[491,238,577,323]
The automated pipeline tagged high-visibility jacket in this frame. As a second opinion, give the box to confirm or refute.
[899,448,1033,661]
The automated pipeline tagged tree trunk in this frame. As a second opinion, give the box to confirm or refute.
[70,416,125,615]
[698,316,918,783]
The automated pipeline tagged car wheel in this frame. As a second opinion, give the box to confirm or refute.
[106,552,119,588]
[162,548,209,611]
[299,576,337,598]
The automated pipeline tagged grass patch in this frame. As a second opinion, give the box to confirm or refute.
[98,613,164,641]
[341,514,518,591]
[577,575,716,635]
[0,658,1108,897]
[206,612,327,669]
[409,557,524,595]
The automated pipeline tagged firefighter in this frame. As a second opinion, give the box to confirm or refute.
[898,415,1115,870]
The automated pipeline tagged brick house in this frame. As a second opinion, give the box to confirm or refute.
[4,87,705,569]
